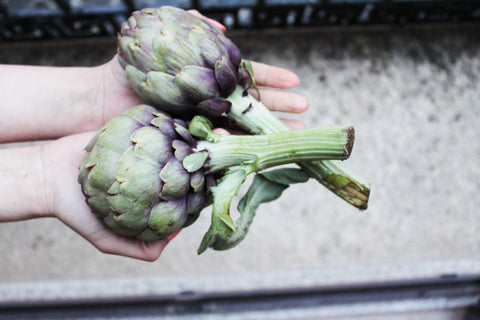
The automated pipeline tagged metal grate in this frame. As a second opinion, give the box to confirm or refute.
[1,1,479,41]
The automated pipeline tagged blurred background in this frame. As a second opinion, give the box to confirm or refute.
[1,1,480,319]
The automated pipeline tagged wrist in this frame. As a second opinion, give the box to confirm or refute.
[0,144,52,221]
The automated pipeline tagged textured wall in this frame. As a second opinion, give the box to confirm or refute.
[0,25,479,282]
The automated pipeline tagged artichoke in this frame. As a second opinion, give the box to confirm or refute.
[118,6,242,118]
[117,6,370,209]
[78,105,354,246]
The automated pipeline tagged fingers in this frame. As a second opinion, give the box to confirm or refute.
[250,89,309,114]
[80,215,168,261]
[250,61,300,89]
[281,118,305,130]
[212,128,231,135]
[60,203,169,261]
[92,230,168,262]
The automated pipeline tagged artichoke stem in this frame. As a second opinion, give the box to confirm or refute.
[196,126,354,174]
[222,85,371,210]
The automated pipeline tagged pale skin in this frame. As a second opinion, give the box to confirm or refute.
[0,19,309,261]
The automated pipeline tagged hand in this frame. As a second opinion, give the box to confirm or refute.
[97,57,309,129]
[40,132,169,261]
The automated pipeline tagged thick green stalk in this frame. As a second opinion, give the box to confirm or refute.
[196,126,353,174]
[222,85,370,209]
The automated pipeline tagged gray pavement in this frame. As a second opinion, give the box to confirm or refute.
[0,23,479,318]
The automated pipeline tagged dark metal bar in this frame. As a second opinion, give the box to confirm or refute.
[1,1,479,42]
[0,274,479,319]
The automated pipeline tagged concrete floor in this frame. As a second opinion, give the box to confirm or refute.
[0,22,479,318]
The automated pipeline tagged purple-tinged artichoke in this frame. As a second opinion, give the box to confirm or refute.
[78,105,354,247]
[118,6,243,118]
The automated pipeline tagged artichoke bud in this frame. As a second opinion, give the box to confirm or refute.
[175,66,219,103]
[188,115,214,139]
[78,105,212,241]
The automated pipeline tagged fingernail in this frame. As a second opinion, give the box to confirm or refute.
[208,19,227,32]
[167,229,181,242]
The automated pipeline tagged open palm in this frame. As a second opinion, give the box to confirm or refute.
[41,132,169,261]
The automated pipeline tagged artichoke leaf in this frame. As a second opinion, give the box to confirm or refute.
[148,199,187,235]
[211,168,309,251]
[197,169,247,254]
[189,170,205,193]
[175,65,219,102]
[183,151,208,173]
[131,126,171,165]
[159,157,190,199]
[96,115,140,153]
[116,147,162,206]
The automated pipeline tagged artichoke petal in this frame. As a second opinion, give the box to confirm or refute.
[190,170,205,193]
[156,6,201,27]
[223,37,242,67]
[141,71,194,115]
[175,65,219,103]
[131,126,171,166]
[123,104,156,126]
[150,116,176,140]
[152,24,204,74]
[188,28,227,69]
[174,122,196,146]
[106,194,150,234]
[116,147,162,207]
[86,195,110,218]
[183,152,208,173]
[107,180,120,195]
[136,228,166,241]
[84,146,121,192]
[118,36,161,74]
[134,8,164,29]
[96,115,140,154]
[148,198,187,235]
[215,56,238,97]
[159,157,190,199]
[184,191,207,227]
[172,140,193,161]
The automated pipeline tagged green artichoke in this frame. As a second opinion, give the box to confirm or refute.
[117,6,371,210]
[78,105,354,245]
[78,105,210,241]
